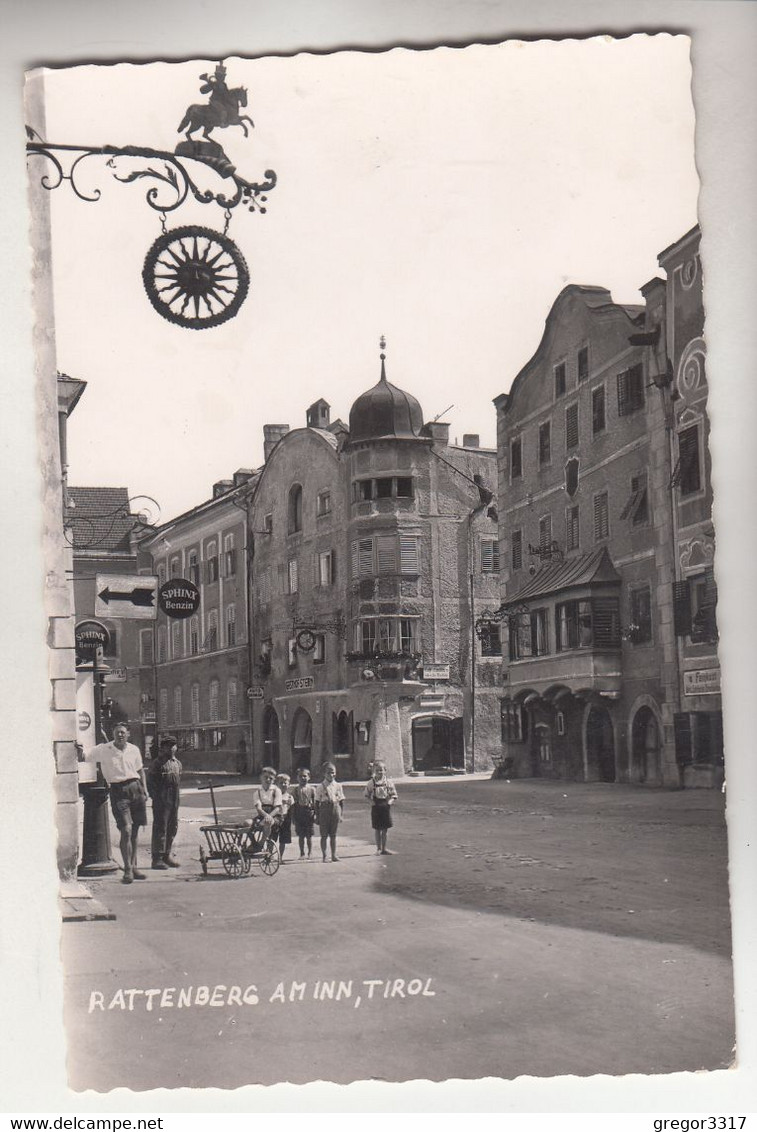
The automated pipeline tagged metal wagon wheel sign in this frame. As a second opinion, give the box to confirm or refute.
[142,224,250,329]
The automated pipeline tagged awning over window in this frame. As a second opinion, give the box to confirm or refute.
[505,547,621,604]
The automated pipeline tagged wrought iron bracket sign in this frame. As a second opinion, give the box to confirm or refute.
[26,62,277,330]
[528,541,564,561]
[293,615,347,652]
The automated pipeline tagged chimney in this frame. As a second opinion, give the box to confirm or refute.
[463,434,480,448]
[232,468,255,488]
[212,480,233,499]
[263,424,290,462]
[424,421,450,444]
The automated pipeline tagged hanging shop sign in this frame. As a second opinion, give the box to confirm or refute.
[158,578,201,619]
[26,61,277,330]
[75,619,111,661]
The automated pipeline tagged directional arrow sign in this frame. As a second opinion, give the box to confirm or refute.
[99,586,155,607]
[95,574,158,620]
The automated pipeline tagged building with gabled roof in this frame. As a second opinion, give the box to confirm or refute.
[493,229,722,788]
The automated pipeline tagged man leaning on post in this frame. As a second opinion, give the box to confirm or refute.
[90,722,148,884]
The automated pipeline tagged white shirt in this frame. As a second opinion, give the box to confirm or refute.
[91,741,144,784]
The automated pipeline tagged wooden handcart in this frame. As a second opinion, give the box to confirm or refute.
[198,782,280,878]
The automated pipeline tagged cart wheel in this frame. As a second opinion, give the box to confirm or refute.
[199,846,208,876]
[223,849,245,878]
[259,838,281,876]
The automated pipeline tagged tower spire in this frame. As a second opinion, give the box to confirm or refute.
[379,334,387,382]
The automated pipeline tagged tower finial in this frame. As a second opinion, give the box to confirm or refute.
[379,335,387,381]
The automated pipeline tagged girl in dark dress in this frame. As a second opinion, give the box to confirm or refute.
[365,760,398,854]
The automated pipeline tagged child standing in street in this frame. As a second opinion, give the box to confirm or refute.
[365,760,398,855]
[291,766,317,858]
[275,772,295,861]
[315,762,345,862]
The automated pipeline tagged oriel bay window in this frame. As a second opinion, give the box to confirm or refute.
[555,596,620,651]
[355,617,419,656]
[351,476,414,502]
[508,608,549,660]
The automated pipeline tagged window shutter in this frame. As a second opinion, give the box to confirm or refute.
[481,539,494,572]
[617,369,629,416]
[512,530,523,571]
[566,404,579,449]
[376,534,397,574]
[351,541,359,578]
[673,579,692,636]
[399,536,420,574]
[358,538,374,575]
[673,713,693,766]
[511,437,522,479]
[593,493,608,541]
[678,426,701,494]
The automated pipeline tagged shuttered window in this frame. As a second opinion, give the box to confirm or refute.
[512,530,523,571]
[288,558,298,594]
[511,437,522,480]
[592,385,606,435]
[592,598,621,646]
[351,538,374,577]
[399,536,420,574]
[673,579,692,636]
[673,713,693,766]
[538,421,551,465]
[617,363,644,416]
[620,472,649,524]
[554,362,566,397]
[481,538,500,573]
[377,534,398,574]
[677,425,701,495]
[539,514,552,552]
[577,346,589,382]
[593,492,609,541]
[566,505,580,551]
[565,403,579,449]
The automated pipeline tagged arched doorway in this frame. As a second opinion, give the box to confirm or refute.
[631,706,662,786]
[291,708,313,771]
[411,716,464,771]
[262,706,280,770]
[586,707,616,782]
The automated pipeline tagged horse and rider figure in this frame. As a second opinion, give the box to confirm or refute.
[178,63,255,141]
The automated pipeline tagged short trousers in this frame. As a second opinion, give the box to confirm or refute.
[317,801,341,837]
[292,807,315,837]
[371,800,393,830]
[109,780,147,831]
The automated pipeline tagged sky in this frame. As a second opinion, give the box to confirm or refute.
[37,35,699,524]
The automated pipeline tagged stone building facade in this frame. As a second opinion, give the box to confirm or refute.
[138,471,258,772]
[658,227,723,787]
[247,358,501,779]
[493,226,722,788]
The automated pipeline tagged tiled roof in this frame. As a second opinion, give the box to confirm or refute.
[66,487,137,552]
[506,547,620,603]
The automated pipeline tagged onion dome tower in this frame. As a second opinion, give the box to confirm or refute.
[347,337,425,444]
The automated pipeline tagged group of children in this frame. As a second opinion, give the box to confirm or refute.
[250,760,399,862]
